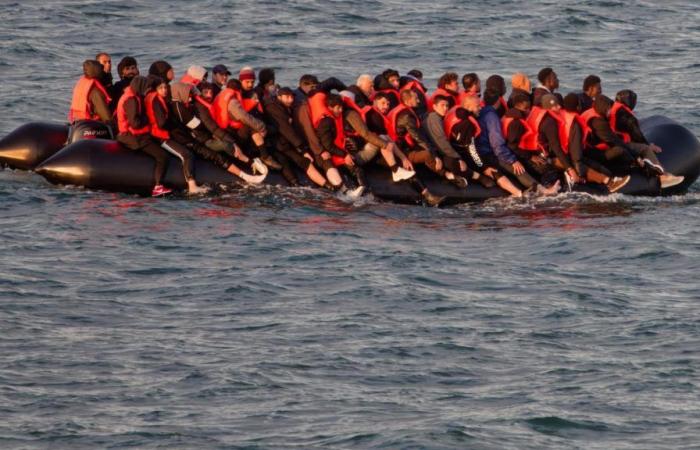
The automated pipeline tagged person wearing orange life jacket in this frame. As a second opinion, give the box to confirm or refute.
[585,95,684,188]
[169,81,265,185]
[210,64,230,98]
[144,76,208,195]
[457,72,481,104]
[68,60,113,125]
[115,75,171,196]
[507,72,531,109]
[347,74,374,108]
[262,87,329,188]
[579,75,601,112]
[180,65,207,88]
[399,69,429,119]
[484,75,509,118]
[373,69,401,110]
[612,89,658,147]
[532,67,559,107]
[428,72,460,111]
[311,93,366,198]
[559,93,631,192]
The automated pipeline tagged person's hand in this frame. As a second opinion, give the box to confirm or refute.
[402,158,414,171]
[512,161,526,175]
[321,151,332,160]
[650,143,662,153]
[458,159,468,173]
[568,168,582,184]
[344,154,355,167]
[434,157,443,171]
[531,155,547,166]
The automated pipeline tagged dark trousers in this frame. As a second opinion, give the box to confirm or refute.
[117,133,167,186]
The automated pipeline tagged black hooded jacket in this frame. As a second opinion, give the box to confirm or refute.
[121,76,151,132]
[148,60,173,83]
[587,96,630,149]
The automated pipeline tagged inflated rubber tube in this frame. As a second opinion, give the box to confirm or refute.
[0,122,69,170]
[31,115,700,201]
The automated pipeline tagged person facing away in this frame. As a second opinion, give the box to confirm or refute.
[68,59,112,124]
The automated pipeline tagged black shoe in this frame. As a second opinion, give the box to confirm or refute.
[422,189,445,207]
[449,176,468,189]
[260,154,282,170]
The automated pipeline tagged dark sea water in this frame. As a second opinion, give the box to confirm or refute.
[2,1,700,449]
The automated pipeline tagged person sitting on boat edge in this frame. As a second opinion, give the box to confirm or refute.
[485,74,508,118]
[68,59,113,126]
[110,56,139,111]
[429,72,459,111]
[211,64,230,98]
[579,74,601,112]
[95,52,113,91]
[347,74,374,108]
[507,72,531,108]
[532,67,559,107]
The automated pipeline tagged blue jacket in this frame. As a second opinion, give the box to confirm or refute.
[475,105,517,164]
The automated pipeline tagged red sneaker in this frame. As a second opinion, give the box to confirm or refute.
[151,185,172,197]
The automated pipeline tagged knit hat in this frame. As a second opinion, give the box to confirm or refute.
[239,66,255,81]
[541,94,559,110]
[512,72,531,92]
[186,65,207,82]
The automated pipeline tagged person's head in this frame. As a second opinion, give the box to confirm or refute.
[373,92,391,114]
[400,89,418,108]
[198,81,215,101]
[96,52,111,74]
[541,93,561,112]
[239,66,255,91]
[594,95,614,117]
[562,93,581,113]
[212,64,231,87]
[299,74,319,93]
[117,56,138,80]
[407,69,423,81]
[461,94,481,116]
[583,74,602,98]
[432,95,450,116]
[149,60,173,82]
[226,78,243,91]
[276,86,295,107]
[82,59,104,79]
[326,94,344,117]
[148,75,168,98]
[185,65,207,85]
[511,72,531,93]
[462,73,480,95]
[482,88,502,109]
[486,74,506,97]
[438,72,459,91]
[258,68,275,90]
[382,69,400,89]
[356,74,374,97]
[511,92,531,114]
[615,89,637,110]
[538,67,559,90]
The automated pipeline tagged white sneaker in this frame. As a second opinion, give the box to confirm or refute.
[240,172,267,184]
[642,158,664,176]
[188,185,210,195]
[392,167,415,182]
[252,157,268,176]
[659,174,684,189]
[346,185,365,199]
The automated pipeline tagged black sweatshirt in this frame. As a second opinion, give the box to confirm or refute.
[614,108,648,144]
[317,116,346,157]
[264,97,306,149]
[539,115,572,170]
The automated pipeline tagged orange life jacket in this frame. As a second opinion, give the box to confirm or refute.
[211,87,246,130]
[609,101,633,144]
[309,92,346,166]
[365,107,392,135]
[401,80,426,95]
[116,86,150,135]
[145,92,170,140]
[68,76,112,122]
[387,103,421,147]
[559,110,588,154]
[428,88,458,111]
[194,95,213,113]
[341,96,372,138]
[581,108,610,151]
[444,106,481,141]
[501,114,538,151]
[180,73,201,86]
[371,88,401,107]
[457,90,480,107]
[525,106,563,153]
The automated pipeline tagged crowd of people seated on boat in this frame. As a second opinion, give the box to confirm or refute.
[67,53,684,203]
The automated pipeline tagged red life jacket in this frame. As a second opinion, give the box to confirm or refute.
[581,108,610,150]
[116,86,150,135]
[180,73,201,86]
[371,88,401,107]
[457,90,479,107]
[309,92,346,166]
[145,92,170,140]
[241,91,263,115]
[526,106,565,153]
[211,87,245,130]
[609,101,633,144]
[559,110,588,154]
[401,80,426,95]
[365,107,392,136]
[387,103,421,147]
[194,95,213,113]
[341,96,372,138]
[68,76,112,122]
[501,114,537,151]
[481,96,508,113]
[428,88,459,111]
[444,106,481,141]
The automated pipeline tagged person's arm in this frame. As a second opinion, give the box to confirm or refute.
[591,117,627,148]
[345,110,386,149]
[486,111,517,164]
[153,98,171,130]
[89,89,112,122]
[294,102,323,155]
[542,117,572,170]
[505,119,525,152]
[397,112,432,152]
[317,117,345,156]
[568,121,586,176]
[617,110,649,144]
[228,98,266,132]
[423,113,460,158]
